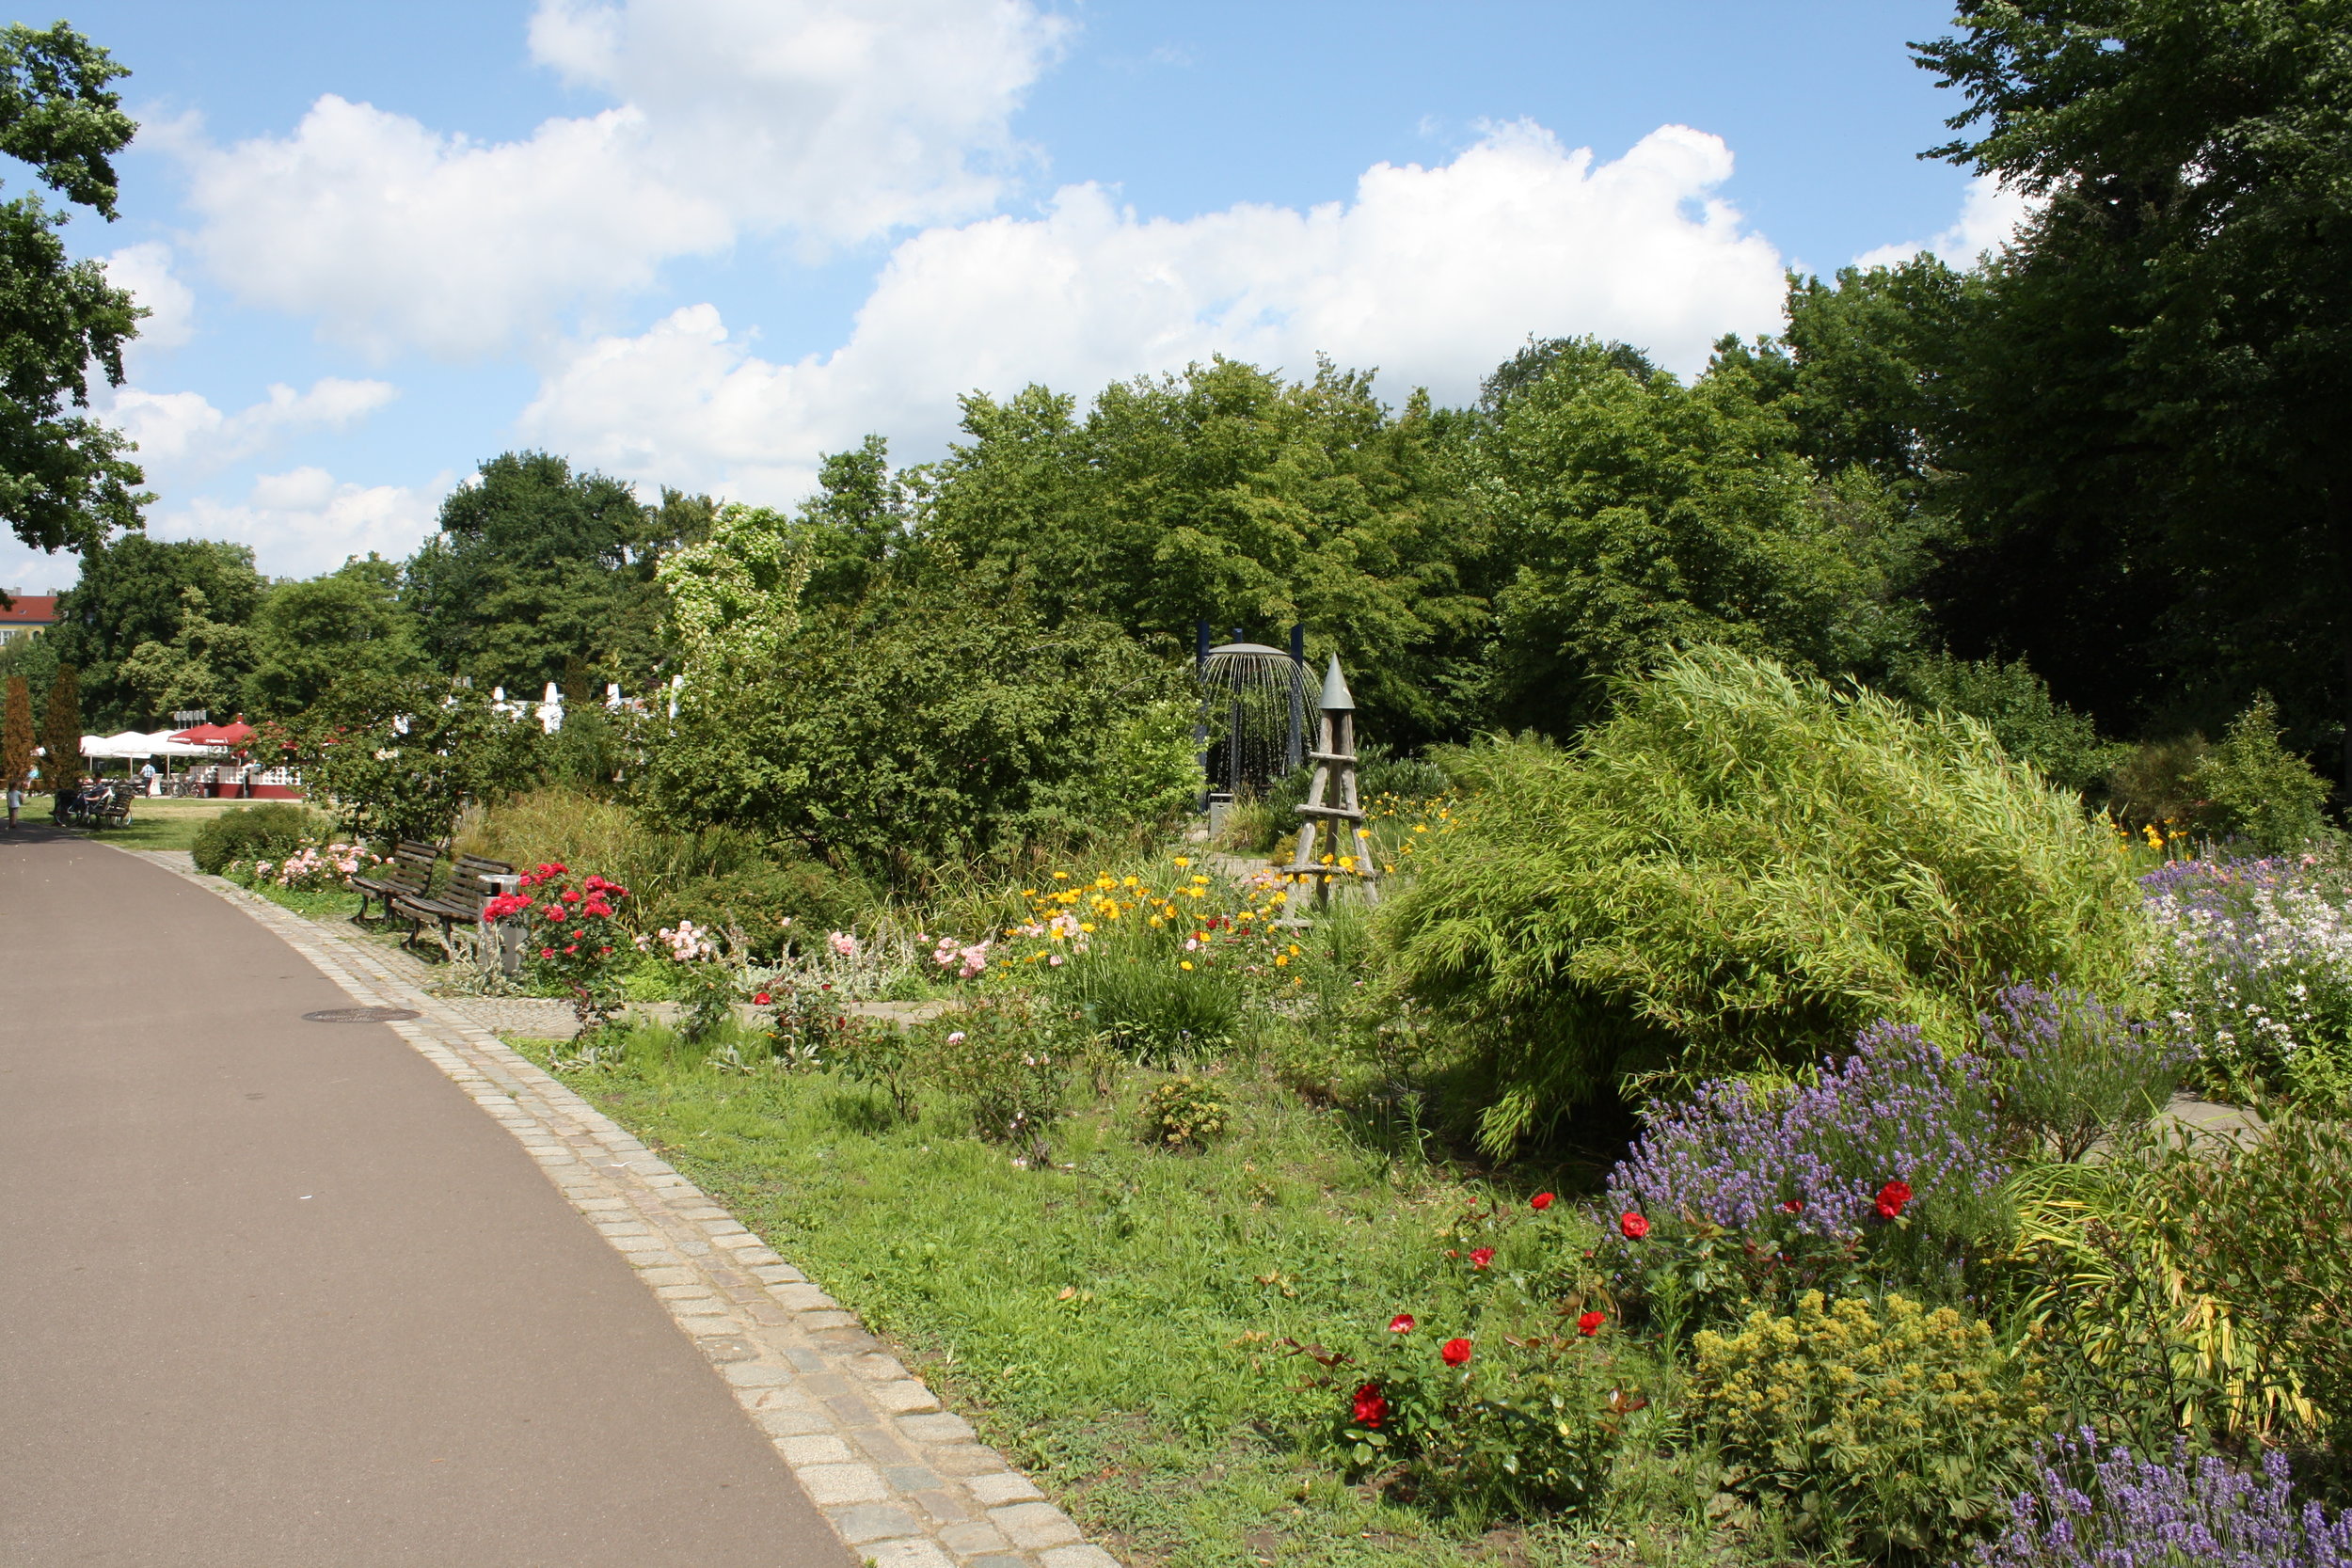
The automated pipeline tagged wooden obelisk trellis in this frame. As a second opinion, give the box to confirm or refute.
[1280,654,1377,920]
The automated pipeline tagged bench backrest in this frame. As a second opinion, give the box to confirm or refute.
[444,855,516,905]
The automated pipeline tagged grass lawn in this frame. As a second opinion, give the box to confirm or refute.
[510,1025,1697,1568]
[37,793,247,853]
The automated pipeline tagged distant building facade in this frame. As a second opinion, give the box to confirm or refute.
[0,594,56,647]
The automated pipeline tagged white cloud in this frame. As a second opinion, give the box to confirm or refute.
[1855,173,2037,271]
[103,377,399,473]
[155,467,447,579]
[519,121,1788,501]
[101,242,196,355]
[167,0,1067,358]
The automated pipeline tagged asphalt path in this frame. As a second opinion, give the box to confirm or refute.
[0,827,847,1567]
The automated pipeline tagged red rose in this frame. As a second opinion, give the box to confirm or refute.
[539,946,554,958]
[1469,1247,1494,1270]
[1875,1180,1913,1220]
[1531,1192,1555,1212]
[1619,1212,1650,1240]
[562,890,581,904]
[1388,1313,1415,1334]
[1440,1337,1472,1368]
[597,946,612,956]
[564,944,578,955]
[1577,1310,1605,1337]
[1782,1198,1804,1213]
[1351,1381,1388,1428]
[754,992,773,1006]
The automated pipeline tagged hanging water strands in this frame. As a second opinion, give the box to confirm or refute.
[1196,623,1307,806]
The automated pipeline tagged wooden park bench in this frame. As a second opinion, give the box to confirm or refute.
[352,840,441,925]
[95,789,133,830]
[392,853,517,953]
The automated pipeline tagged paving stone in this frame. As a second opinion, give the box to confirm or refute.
[872,1380,941,1415]
[885,1465,944,1494]
[771,1284,840,1312]
[927,1445,1011,1479]
[936,1521,1008,1556]
[910,1488,973,1527]
[851,1353,910,1381]
[721,1362,793,1386]
[866,1542,956,1568]
[1041,1547,1124,1568]
[795,1463,890,1506]
[990,1502,1082,1549]
[801,1309,856,1331]
[965,1473,1043,1507]
[961,1556,1026,1568]
[898,1413,977,1445]
[634,1266,696,1288]
[755,1406,836,1437]
[752,1263,809,1284]
[827,1503,924,1544]
[775,1434,855,1466]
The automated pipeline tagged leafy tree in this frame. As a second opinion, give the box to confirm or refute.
[405,451,699,693]
[1777,257,1968,492]
[46,536,263,727]
[643,566,1196,879]
[240,556,421,718]
[116,586,253,725]
[1915,0,2352,775]
[37,657,75,791]
[3,672,31,790]
[1475,337,1926,733]
[0,23,148,562]
[923,357,1492,749]
[283,673,540,846]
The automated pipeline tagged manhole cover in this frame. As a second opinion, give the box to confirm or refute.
[302,1006,420,1023]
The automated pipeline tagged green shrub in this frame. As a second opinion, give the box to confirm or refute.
[455,787,876,953]
[921,995,1073,1162]
[2177,1111,2352,1456]
[1888,650,2121,795]
[1137,1073,1230,1150]
[1691,1291,2047,1562]
[2106,735,2213,831]
[1375,647,2146,1153]
[192,803,327,875]
[2195,693,2333,853]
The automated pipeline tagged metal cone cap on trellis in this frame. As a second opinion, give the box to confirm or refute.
[1318,653,1354,712]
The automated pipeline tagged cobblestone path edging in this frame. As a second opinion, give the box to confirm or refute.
[122,848,1118,1568]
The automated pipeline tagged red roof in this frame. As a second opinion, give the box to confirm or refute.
[0,594,56,626]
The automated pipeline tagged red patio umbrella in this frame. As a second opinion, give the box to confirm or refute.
[167,719,255,747]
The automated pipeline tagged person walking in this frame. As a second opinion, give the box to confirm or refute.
[6,779,20,831]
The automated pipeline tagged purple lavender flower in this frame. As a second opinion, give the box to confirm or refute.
[1607,1022,2006,1237]
[1979,1429,2352,1567]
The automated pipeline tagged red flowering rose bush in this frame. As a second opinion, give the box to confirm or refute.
[1284,1191,1646,1516]
[515,863,635,1040]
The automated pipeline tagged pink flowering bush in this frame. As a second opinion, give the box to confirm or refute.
[243,839,380,894]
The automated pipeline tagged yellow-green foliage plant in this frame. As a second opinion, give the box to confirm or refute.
[1375,646,2146,1152]
[1690,1291,2048,1563]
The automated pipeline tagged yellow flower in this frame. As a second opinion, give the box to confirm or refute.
[1173,856,1192,868]
[1053,870,1070,879]
[1078,922,1096,933]
[1355,828,1370,839]
[1190,874,1210,884]
[1179,959,1194,971]
[1412,824,1428,834]
[1287,944,1300,956]
[1275,954,1289,967]
[1121,876,1139,888]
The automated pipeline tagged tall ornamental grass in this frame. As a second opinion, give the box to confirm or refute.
[1376,647,2145,1152]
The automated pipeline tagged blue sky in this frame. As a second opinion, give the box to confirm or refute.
[4,1,2007,594]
